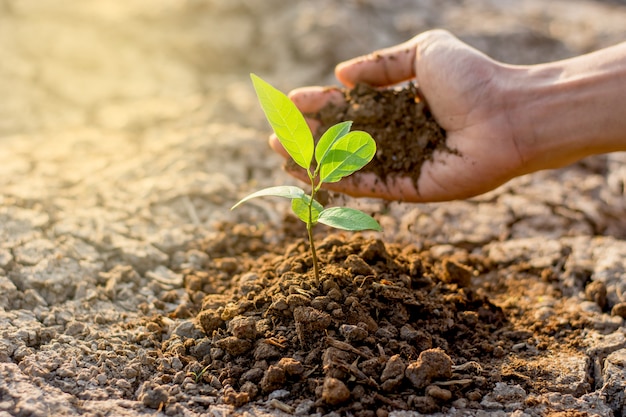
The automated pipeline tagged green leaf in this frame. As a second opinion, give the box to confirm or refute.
[291,195,324,224]
[318,207,382,231]
[251,74,314,170]
[231,185,305,209]
[315,121,352,168]
[319,131,376,183]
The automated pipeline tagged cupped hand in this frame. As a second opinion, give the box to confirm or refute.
[270,29,529,202]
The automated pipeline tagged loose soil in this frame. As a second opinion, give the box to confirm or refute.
[313,83,454,190]
[149,221,601,416]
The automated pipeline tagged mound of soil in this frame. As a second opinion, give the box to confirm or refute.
[312,83,454,189]
[167,223,511,415]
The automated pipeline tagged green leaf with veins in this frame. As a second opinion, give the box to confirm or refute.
[315,121,352,169]
[318,207,382,231]
[250,73,313,171]
[231,185,305,209]
[291,195,324,224]
[319,131,376,183]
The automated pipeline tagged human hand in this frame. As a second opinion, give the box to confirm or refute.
[270,30,529,202]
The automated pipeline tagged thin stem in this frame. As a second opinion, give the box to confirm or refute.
[307,217,319,286]
[308,173,320,286]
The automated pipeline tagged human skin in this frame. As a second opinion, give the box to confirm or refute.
[268,30,626,202]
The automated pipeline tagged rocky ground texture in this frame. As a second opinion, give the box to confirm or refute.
[2,0,626,416]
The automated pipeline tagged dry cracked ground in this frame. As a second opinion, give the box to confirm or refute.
[2,1,626,416]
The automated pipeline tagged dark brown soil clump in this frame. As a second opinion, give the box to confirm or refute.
[313,83,455,189]
[172,223,509,415]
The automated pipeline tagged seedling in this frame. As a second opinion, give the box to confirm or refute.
[232,74,381,286]
[189,364,211,383]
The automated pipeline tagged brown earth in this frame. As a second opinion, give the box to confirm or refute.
[314,83,453,190]
[180,223,504,415]
[146,220,603,416]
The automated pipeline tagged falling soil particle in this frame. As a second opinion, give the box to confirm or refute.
[312,83,455,190]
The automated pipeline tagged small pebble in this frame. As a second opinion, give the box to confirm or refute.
[268,389,290,400]
[512,342,526,352]
[295,399,315,415]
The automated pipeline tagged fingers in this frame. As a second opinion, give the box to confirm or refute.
[288,86,345,114]
[319,174,422,202]
[293,87,347,134]
[335,39,418,88]
[335,29,461,88]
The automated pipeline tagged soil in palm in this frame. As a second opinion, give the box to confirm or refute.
[312,83,455,190]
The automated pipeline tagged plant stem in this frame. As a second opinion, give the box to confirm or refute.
[307,218,319,287]
[307,178,320,286]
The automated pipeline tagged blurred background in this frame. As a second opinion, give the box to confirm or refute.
[2,0,626,138]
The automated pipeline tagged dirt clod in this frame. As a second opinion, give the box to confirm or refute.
[228,316,258,340]
[440,259,474,287]
[410,395,439,414]
[224,385,250,407]
[585,280,608,310]
[215,336,253,357]
[405,348,453,389]
[294,306,332,345]
[611,302,626,318]
[138,383,169,409]
[322,376,351,405]
[196,310,224,335]
[260,365,287,394]
[425,385,453,402]
[276,357,304,376]
[339,323,369,342]
[380,354,406,392]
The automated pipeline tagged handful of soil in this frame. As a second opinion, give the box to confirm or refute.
[311,83,454,189]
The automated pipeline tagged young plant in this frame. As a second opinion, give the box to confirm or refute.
[232,74,381,286]
[189,364,211,383]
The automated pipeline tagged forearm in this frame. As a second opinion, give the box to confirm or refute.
[505,41,626,172]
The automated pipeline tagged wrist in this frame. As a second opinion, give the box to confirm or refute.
[502,44,626,173]
[500,64,572,173]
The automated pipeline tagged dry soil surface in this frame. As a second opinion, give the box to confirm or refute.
[2,1,626,417]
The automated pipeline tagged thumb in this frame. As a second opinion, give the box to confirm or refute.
[335,38,418,88]
[335,30,460,88]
